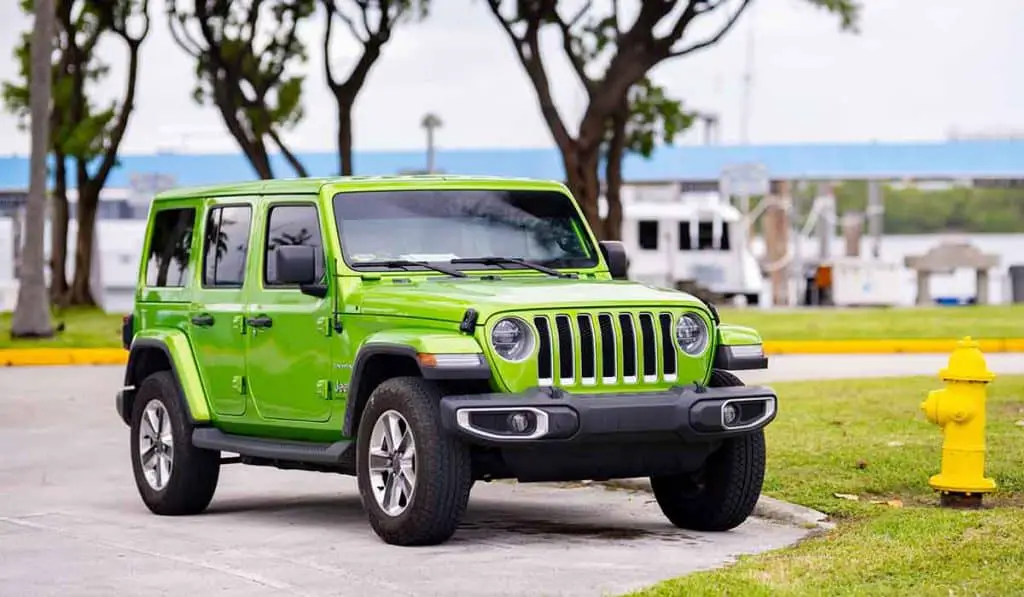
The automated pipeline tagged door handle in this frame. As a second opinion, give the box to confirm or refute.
[247,315,273,329]
[191,313,215,327]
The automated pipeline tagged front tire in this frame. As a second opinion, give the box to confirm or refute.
[130,371,220,515]
[356,376,473,546]
[650,369,766,531]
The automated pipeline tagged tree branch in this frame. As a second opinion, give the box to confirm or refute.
[91,35,142,190]
[668,0,752,58]
[267,126,308,176]
[549,2,594,96]
[484,0,574,153]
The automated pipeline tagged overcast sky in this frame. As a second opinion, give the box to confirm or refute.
[1,0,1021,157]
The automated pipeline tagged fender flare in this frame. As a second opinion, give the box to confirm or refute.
[341,342,491,437]
[120,332,212,426]
[713,324,768,371]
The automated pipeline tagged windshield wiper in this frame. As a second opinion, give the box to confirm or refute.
[448,256,575,278]
[357,260,467,278]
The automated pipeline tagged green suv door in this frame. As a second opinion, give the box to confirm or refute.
[190,200,254,417]
[245,199,334,423]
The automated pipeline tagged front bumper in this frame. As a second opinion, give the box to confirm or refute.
[439,383,777,447]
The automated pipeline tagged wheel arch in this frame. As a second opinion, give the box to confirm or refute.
[342,341,492,437]
[120,332,212,426]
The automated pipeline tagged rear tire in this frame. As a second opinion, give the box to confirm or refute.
[130,371,220,515]
[356,376,473,546]
[650,369,766,531]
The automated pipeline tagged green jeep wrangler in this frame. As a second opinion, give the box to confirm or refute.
[117,175,776,546]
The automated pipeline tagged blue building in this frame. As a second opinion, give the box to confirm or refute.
[3,138,1024,194]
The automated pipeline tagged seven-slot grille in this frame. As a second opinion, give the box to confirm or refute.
[532,311,681,387]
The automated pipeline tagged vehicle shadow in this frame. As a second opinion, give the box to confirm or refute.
[201,491,700,545]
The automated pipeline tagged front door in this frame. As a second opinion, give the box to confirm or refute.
[245,199,334,423]
[190,200,254,417]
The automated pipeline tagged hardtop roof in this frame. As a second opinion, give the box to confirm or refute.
[150,174,567,202]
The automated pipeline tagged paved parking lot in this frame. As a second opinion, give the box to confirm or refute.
[5,354,1022,596]
[1,366,810,597]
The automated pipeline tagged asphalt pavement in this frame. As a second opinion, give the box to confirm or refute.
[2,355,1023,596]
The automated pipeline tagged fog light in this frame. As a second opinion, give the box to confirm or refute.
[722,404,739,426]
[508,412,531,433]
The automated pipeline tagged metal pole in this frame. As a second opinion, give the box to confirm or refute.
[867,179,883,258]
[421,113,442,174]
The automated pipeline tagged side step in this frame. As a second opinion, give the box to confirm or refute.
[192,427,352,465]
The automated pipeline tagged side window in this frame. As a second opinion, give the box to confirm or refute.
[202,205,253,288]
[264,204,324,286]
[637,220,658,250]
[678,221,692,251]
[145,207,196,287]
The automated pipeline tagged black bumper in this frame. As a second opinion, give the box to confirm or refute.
[439,383,777,447]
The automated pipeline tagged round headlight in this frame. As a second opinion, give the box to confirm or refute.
[675,313,709,356]
[490,317,533,362]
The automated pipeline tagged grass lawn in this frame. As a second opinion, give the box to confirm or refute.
[0,308,124,349]
[718,304,1024,341]
[628,375,1024,597]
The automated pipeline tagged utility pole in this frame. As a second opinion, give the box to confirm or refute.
[739,6,756,144]
[11,0,55,339]
[421,113,442,174]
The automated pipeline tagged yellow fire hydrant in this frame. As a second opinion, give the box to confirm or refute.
[920,336,996,508]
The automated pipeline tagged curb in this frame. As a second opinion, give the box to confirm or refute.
[764,338,1024,355]
[0,348,127,367]
[597,478,835,532]
[0,339,1023,366]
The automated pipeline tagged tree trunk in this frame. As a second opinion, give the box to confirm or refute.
[337,102,353,175]
[68,182,98,307]
[602,100,629,241]
[560,141,604,239]
[49,151,69,305]
[11,0,55,338]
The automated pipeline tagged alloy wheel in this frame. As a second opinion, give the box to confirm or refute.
[368,409,417,516]
[139,399,174,491]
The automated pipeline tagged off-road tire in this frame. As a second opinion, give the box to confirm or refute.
[650,369,766,531]
[129,370,220,515]
[356,376,473,546]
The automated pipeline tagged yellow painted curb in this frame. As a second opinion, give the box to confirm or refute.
[0,339,1022,366]
[0,348,128,367]
[763,339,1024,355]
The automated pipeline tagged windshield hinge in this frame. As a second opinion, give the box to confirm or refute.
[460,309,478,334]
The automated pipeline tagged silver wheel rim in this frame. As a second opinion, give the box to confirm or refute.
[368,409,416,516]
[139,399,174,491]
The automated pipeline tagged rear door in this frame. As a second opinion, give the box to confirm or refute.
[189,199,255,417]
[244,197,334,423]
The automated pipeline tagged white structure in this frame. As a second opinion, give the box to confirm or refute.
[606,183,764,304]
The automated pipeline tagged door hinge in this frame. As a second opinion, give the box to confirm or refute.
[316,379,332,400]
[231,375,246,394]
[232,315,247,335]
[316,316,333,337]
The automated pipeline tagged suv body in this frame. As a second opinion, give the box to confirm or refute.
[117,176,777,545]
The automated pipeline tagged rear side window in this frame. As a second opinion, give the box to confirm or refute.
[145,207,196,287]
[264,204,325,286]
[203,205,253,288]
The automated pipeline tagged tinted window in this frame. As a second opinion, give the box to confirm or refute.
[203,205,252,287]
[332,189,597,269]
[638,220,658,250]
[264,204,324,285]
[145,207,196,287]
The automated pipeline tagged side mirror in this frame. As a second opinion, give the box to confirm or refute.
[599,240,629,280]
[275,244,318,285]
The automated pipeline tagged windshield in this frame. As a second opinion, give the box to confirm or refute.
[332,188,598,271]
